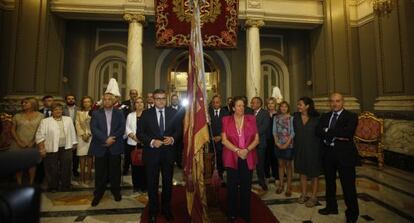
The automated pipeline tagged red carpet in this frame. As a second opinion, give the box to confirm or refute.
[140,185,279,223]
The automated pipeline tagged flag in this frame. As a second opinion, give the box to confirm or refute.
[183,0,210,222]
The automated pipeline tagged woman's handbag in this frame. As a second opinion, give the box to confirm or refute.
[131,146,144,166]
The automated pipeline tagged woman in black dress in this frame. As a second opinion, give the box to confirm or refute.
[293,97,322,208]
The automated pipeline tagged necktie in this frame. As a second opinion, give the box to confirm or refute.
[215,110,219,118]
[159,110,164,136]
[329,112,338,129]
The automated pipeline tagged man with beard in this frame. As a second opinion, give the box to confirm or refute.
[63,94,79,178]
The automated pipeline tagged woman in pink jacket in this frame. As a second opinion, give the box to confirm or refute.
[221,96,259,223]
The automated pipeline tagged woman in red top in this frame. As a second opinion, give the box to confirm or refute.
[221,96,259,223]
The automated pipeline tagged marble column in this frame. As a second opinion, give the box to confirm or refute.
[245,19,264,101]
[124,13,145,96]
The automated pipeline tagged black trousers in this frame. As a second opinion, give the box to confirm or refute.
[72,149,79,175]
[214,141,224,178]
[34,161,45,185]
[146,153,174,215]
[323,148,359,221]
[256,146,266,186]
[175,141,183,168]
[226,159,252,223]
[94,150,121,199]
[123,142,132,173]
[44,147,73,190]
[265,139,278,179]
[126,145,147,191]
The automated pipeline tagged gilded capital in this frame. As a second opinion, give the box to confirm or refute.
[123,13,145,23]
[245,19,265,28]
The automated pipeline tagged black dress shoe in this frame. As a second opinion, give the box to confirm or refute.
[346,219,357,223]
[91,197,101,207]
[114,194,122,202]
[162,210,174,221]
[228,216,237,222]
[318,207,338,215]
[149,215,157,223]
[260,183,268,191]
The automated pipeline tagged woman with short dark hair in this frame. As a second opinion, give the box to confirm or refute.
[221,96,259,223]
[36,102,77,192]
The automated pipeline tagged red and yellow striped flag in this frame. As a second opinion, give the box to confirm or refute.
[183,0,210,222]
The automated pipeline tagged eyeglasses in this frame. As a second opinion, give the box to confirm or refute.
[154,97,167,100]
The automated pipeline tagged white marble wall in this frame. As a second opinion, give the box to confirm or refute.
[383,119,414,156]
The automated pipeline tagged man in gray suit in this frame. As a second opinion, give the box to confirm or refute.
[251,96,270,191]
[63,94,79,177]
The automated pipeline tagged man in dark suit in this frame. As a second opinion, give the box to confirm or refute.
[35,95,54,185]
[137,89,182,223]
[208,95,229,180]
[169,94,185,168]
[121,89,138,175]
[146,92,155,109]
[63,94,80,178]
[39,95,54,118]
[251,96,270,190]
[121,89,138,116]
[317,93,359,223]
[89,93,126,206]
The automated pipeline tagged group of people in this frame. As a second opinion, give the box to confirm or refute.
[10,80,360,223]
[216,93,360,223]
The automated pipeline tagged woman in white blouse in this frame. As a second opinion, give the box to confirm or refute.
[36,102,77,192]
[75,96,93,185]
[125,97,147,193]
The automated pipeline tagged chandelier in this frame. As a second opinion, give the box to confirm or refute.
[372,0,394,16]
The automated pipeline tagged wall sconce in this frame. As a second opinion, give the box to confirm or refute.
[372,0,394,16]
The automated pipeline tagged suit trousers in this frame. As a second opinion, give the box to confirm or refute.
[146,151,174,216]
[256,146,266,185]
[323,148,359,221]
[226,158,252,223]
[44,147,73,191]
[123,141,132,173]
[72,149,79,174]
[94,150,121,199]
[215,141,224,178]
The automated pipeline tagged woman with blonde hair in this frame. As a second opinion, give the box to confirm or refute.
[11,97,43,184]
[76,96,94,185]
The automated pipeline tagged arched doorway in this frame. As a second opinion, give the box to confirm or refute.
[88,50,127,100]
[167,52,220,102]
[261,51,290,103]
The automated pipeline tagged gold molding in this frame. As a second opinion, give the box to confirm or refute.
[374,96,414,111]
[123,13,145,23]
[313,96,361,111]
[245,19,265,28]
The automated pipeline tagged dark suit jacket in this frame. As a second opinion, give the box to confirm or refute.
[63,105,77,124]
[169,105,186,123]
[121,99,135,116]
[89,108,126,157]
[317,109,360,167]
[39,108,51,118]
[137,107,182,165]
[208,107,229,137]
[255,108,270,148]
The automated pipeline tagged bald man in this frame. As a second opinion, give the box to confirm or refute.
[317,93,359,223]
